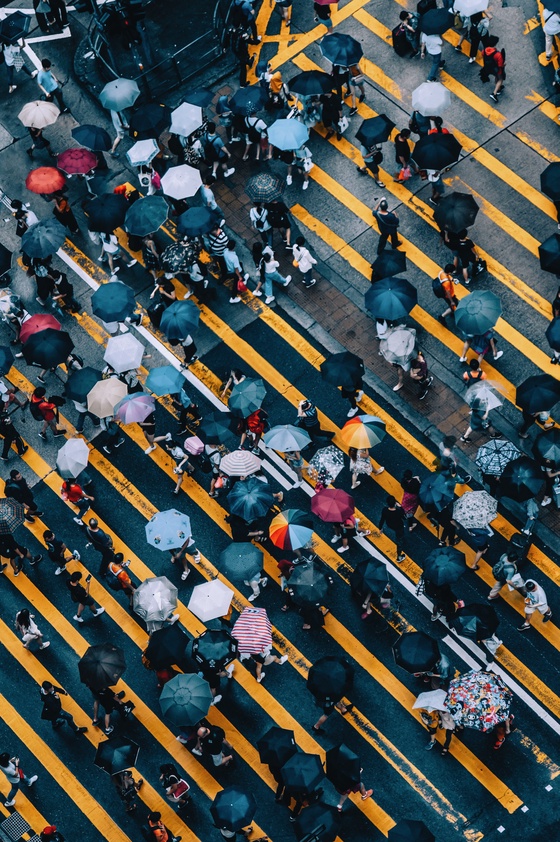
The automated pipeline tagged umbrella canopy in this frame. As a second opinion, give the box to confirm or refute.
[269,509,313,550]
[220,449,262,477]
[541,162,560,201]
[133,576,178,623]
[22,328,73,368]
[454,0,488,12]
[230,86,268,115]
[229,378,267,418]
[339,414,386,449]
[388,820,435,842]
[144,623,189,669]
[420,8,454,34]
[170,102,203,136]
[539,233,560,273]
[365,276,417,320]
[188,579,234,622]
[258,727,297,768]
[104,333,145,374]
[126,138,160,167]
[0,499,25,535]
[160,299,200,340]
[19,314,61,344]
[19,101,59,130]
[311,488,354,523]
[25,166,65,194]
[84,193,128,234]
[412,689,448,713]
[423,546,466,586]
[72,124,112,151]
[281,753,325,793]
[0,346,14,376]
[161,241,198,274]
[355,114,395,147]
[546,316,560,352]
[267,119,309,152]
[412,133,462,170]
[295,802,340,842]
[371,252,408,283]
[350,557,388,597]
[211,787,256,833]
[288,561,330,607]
[450,603,499,640]
[177,206,218,237]
[454,290,501,336]
[320,32,363,65]
[0,11,30,44]
[145,365,186,396]
[161,165,203,200]
[21,219,66,258]
[94,735,140,775]
[57,147,97,175]
[145,509,191,551]
[198,411,239,444]
[86,377,127,418]
[452,490,497,529]
[227,477,274,521]
[379,326,417,368]
[219,543,263,583]
[516,373,560,414]
[308,655,353,700]
[411,81,451,117]
[263,424,311,452]
[446,670,512,731]
[325,743,361,787]
[184,88,214,107]
[92,282,136,323]
[159,673,213,726]
[56,438,90,479]
[500,456,543,502]
[193,629,238,671]
[534,428,560,466]
[124,196,169,236]
[232,606,273,655]
[78,643,126,690]
[308,445,345,485]
[99,78,140,111]
[418,472,455,512]
[246,172,285,204]
[129,102,171,140]
[393,631,439,673]
[115,393,155,425]
[433,191,479,233]
[320,351,364,391]
[289,70,333,96]
[475,439,520,476]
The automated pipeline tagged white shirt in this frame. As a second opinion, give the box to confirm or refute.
[421,32,443,54]
[200,184,218,210]
[292,244,316,273]
[543,9,560,34]
[524,581,548,609]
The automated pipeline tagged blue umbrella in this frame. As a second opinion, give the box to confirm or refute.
[145,365,186,395]
[124,196,169,236]
[92,281,136,323]
[227,477,275,521]
[320,32,363,66]
[145,509,192,551]
[160,299,200,340]
[178,206,218,237]
[263,424,311,452]
[267,119,309,152]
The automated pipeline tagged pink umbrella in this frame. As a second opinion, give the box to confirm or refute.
[232,607,273,655]
[57,148,98,175]
[114,393,155,424]
[19,313,61,344]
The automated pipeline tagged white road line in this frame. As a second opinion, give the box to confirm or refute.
[26,30,72,44]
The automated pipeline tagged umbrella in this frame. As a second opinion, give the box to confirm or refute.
[433,191,479,233]
[177,206,218,237]
[229,378,267,418]
[325,743,361,787]
[161,241,198,273]
[281,753,325,793]
[418,472,455,512]
[144,624,189,669]
[232,606,273,655]
[22,328,73,368]
[0,499,25,535]
[192,629,238,670]
[264,424,311,453]
[388,820,435,842]
[126,138,160,167]
[129,103,171,140]
[161,165,203,200]
[160,300,200,340]
[220,450,262,477]
[420,8,454,34]
[320,351,364,391]
[86,378,127,418]
[145,365,186,396]
[453,490,497,529]
[412,689,448,713]
[450,603,499,640]
[133,576,178,623]
[188,579,234,622]
[339,414,386,449]
[379,326,417,368]
[454,291,501,336]
[365,276,417,320]
[454,0,489,13]
[211,787,256,833]
[115,393,155,425]
[476,439,520,476]
[446,670,512,731]
[230,86,268,116]
[541,162,560,201]
[145,509,191,551]
[0,289,18,316]
[500,456,543,502]
[170,102,203,136]
[0,244,12,277]
[71,124,112,151]
[56,438,90,478]
[184,88,214,107]
[267,119,309,152]
[534,428,560,466]
[78,643,126,690]
[159,673,213,726]
[25,166,65,194]
[308,655,353,700]
[412,133,462,170]
[124,196,169,236]
[21,220,66,258]
[19,314,61,344]
[289,70,333,96]
[288,562,330,606]
[308,445,344,486]
[539,233,560,273]
[227,478,274,521]
[350,557,389,597]
[99,78,140,111]
[423,546,466,586]
[311,488,354,523]
[57,148,97,175]
[546,316,560,352]
[104,333,145,374]
[320,32,363,65]
[516,373,560,414]
[246,172,285,204]
[198,411,239,444]
[295,803,340,842]
[19,101,60,130]
[355,114,395,147]
[0,11,30,44]
[94,736,140,775]
[92,282,136,323]
[258,726,298,767]
[269,509,314,551]
[393,631,439,673]
[84,193,128,234]
[411,82,451,118]
[0,346,14,376]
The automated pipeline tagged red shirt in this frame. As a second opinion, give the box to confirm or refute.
[61,483,84,503]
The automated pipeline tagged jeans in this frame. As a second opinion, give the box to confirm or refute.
[301,267,314,286]
[75,410,100,432]
[7,64,32,86]
[46,87,66,110]
[427,51,444,81]
[263,270,288,297]
[53,710,79,732]
[74,498,91,519]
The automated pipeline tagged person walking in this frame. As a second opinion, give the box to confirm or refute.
[106,553,136,607]
[60,479,94,525]
[335,773,373,812]
[43,529,78,575]
[223,239,250,305]
[456,10,491,62]
[4,39,37,95]
[373,199,401,253]
[205,224,230,279]
[40,682,88,734]
[53,194,79,234]
[438,435,472,483]
[0,752,38,807]
[543,7,560,59]
[36,59,68,112]
[399,9,420,55]
[142,235,161,282]
[202,122,235,179]
[424,578,460,622]
[311,695,353,735]
[487,551,526,600]
[26,125,56,159]
[170,534,201,580]
[15,609,49,649]
[0,413,27,461]
[421,706,456,755]
[378,495,407,561]
[480,36,506,102]
[4,469,43,521]
[292,236,317,287]
[341,378,364,418]
[320,90,343,141]
[98,232,137,274]
[0,534,40,576]
[147,811,182,842]
[421,29,445,81]
[30,387,66,440]
[356,142,385,186]
[253,247,291,304]
[66,571,105,623]
[250,202,273,246]
[518,579,553,630]
[400,469,421,531]
[519,410,555,439]
[462,358,487,388]
[460,395,501,442]
[394,128,416,181]
[201,175,224,221]
[454,230,478,285]
[196,724,234,767]
[295,398,332,441]
[112,770,143,813]
[410,351,433,400]
[349,446,384,488]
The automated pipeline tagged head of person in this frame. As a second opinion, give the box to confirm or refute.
[399,128,411,139]
[444,263,455,275]
[402,469,413,482]
[379,199,388,211]
[458,229,468,240]
[0,753,10,766]
[442,435,456,449]
[88,518,98,529]
[113,552,124,567]
[41,680,53,693]
[148,812,162,824]
[263,253,272,263]
[61,480,72,491]
[487,34,499,47]
[43,530,55,542]
[469,359,481,371]
[399,10,409,19]
[33,386,46,399]
[11,199,22,212]
[295,235,306,247]
[70,571,82,584]
[348,447,358,460]
[386,495,396,507]
[227,239,236,251]
[524,580,536,592]
[10,469,21,481]
[206,121,217,134]
[41,59,52,70]
[506,551,519,563]
[433,116,443,128]
[17,608,31,626]
[203,175,216,187]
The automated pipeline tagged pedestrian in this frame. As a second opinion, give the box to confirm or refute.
[196,724,234,767]
[409,110,431,138]
[480,36,506,103]
[250,202,273,246]
[295,398,332,441]
[85,517,115,574]
[291,236,317,287]
[393,128,416,181]
[152,434,194,494]
[422,705,456,755]
[15,608,49,649]
[47,0,68,29]
[462,358,487,387]
[39,827,65,842]
[289,144,312,189]
[146,811,182,842]
[205,224,230,279]
[320,90,343,140]
[242,112,269,161]
[361,582,393,619]
[265,199,292,248]
[423,578,460,622]
[421,29,445,81]
[112,770,143,813]
[313,0,333,32]
[159,763,191,808]
[356,142,385,186]
[492,715,515,750]
[60,478,94,525]
[66,571,105,623]
[311,695,353,735]
[349,446,384,488]
[460,395,501,442]
[4,39,37,95]
[427,169,445,205]
[400,469,421,530]
[253,247,291,304]
[0,752,38,807]
[0,534,40,576]
[11,199,38,236]
[459,329,503,364]
[331,514,370,554]
[487,551,526,600]
[223,239,250,305]
[544,8,560,60]
[518,409,555,439]
[29,387,66,440]
[518,579,553,630]
[26,123,57,159]
[139,410,158,454]
[202,121,235,179]
[378,495,407,561]
[4,468,44,521]
[36,59,68,112]
[435,505,459,547]
[410,351,434,400]
[335,773,373,812]
[109,110,129,157]
[220,368,246,398]
[438,435,472,484]
[142,234,161,281]
[399,9,420,55]
[51,268,80,314]
[170,534,201,581]
[53,193,79,234]
[0,413,27,461]
[43,530,78,576]
[105,552,136,606]
[456,10,491,62]
[173,384,201,434]
[98,232,137,274]
[201,175,224,221]
[373,199,401,253]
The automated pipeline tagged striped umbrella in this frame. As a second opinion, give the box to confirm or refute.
[114,393,155,424]
[339,415,386,449]
[232,606,272,655]
[219,449,262,477]
[269,508,313,550]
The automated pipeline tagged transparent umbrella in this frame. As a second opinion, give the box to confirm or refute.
[453,490,497,530]
[133,576,178,623]
[380,326,417,368]
[308,446,344,485]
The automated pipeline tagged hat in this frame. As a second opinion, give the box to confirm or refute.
[216,95,231,115]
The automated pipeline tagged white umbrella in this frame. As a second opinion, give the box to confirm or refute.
[133,576,178,623]
[220,450,262,477]
[188,579,234,622]
[170,102,203,137]
[465,381,503,412]
[453,0,488,15]
[104,334,145,374]
[87,378,127,418]
[412,689,448,712]
[379,326,417,370]
[411,82,451,117]
[56,438,90,478]
[18,100,60,129]
[453,490,497,529]
[160,165,203,200]
[126,139,159,167]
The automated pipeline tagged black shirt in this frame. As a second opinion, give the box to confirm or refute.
[379,505,406,531]
[67,580,88,604]
[46,536,65,562]
[320,93,342,120]
[203,725,225,755]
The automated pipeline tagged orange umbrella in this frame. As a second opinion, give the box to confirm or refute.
[26,167,65,194]
[269,509,313,551]
[339,414,386,449]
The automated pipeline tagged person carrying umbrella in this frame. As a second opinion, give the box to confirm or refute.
[320,89,343,140]
[399,9,420,55]
[378,495,407,562]
[423,577,461,622]
[112,770,144,813]
[454,229,479,286]
[170,533,201,581]
[349,447,384,488]
[311,696,353,735]
[26,124,57,160]
[460,394,501,443]
[418,699,456,755]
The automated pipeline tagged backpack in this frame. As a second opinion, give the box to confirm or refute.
[29,398,45,420]
[105,564,123,591]
[480,47,504,82]
[432,277,446,299]
[245,117,262,144]
[492,557,514,581]
[203,134,221,163]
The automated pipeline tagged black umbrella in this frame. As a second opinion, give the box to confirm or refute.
[433,192,479,233]
[21,220,67,259]
[356,114,395,147]
[72,124,112,152]
[0,243,11,278]
[144,623,190,669]
[184,88,214,107]
[246,172,285,204]
[192,628,238,671]
[219,542,263,581]
[78,643,126,690]
[516,374,560,414]
[423,546,466,585]
[392,632,439,674]
[295,802,341,842]
[371,250,407,280]
[84,193,129,234]
[365,276,417,321]
[178,206,218,237]
[307,655,354,700]
[289,70,333,97]
[0,346,14,376]
[418,473,455,513]
[541,162,560,201]
[281,752,325,792]
[546,317,560,352]
[533,428,560,466]
[94,735,140,775]
[92,282,136,323]
[229,86,268,116]
[198,411,239,444]
[412,133,462,170]
[161,241,198,273]
[0,11,30,44]
[125,196,169,236]
[129,103,172,140]
[227,478,275,522]
[320,32,363,66]
[500,456,544,502]
[160,299,200,340]
[211,786,256,832]
[419,8,454,35]
[257,727,297,768]
[388,819,435,842]
[539,233,560,274]
[288,562,330,607]
[450,603,499,640]
[325,743,361,787]
[64,366,103,403]
[22,328,74,368]
[320,351,364,391]
[350,557,389,597]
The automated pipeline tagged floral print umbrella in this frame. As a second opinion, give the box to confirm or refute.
[452,490,497,530]
[446,670,512,731]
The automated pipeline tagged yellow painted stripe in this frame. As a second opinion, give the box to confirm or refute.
[0,785,49,838]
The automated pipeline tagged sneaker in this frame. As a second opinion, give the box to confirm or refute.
[419,389,429,401]
[293,480,302,488]
[104,725,114,735]
[260,576,268,588]
[393,382,403,392]
[144,444,156,454]
[73,615,84,623]
[337,545,349,553]
[490,93,498,103]
[53,430,67,437]
[4,799,15,807]
[191,747,203,756]
[193,553,201,563]
[347,406,359,417]
[283,275,292,286]
[286,175,293,185]
[279,654,288,664]
[493,350,503,360]
[93,607,105,616]
[168,614,180,624]
[460,475,472,484]
[541,496,552,507]
[518,623,531,631]
[265,296,275,304]
[27,775,38,786]
[349,107,358,116]
[248,593,258,602]
[224,168,235,177]
[211,694,222,705]
[361,788,373,800]
[257,672,266,683]
[331,534,341,543]
[229,296,241,304]
[425,741,436,750]
[126,259,138,268]
[226,663,235,677]
[39,432,47,441]
[102,445,112,455]
[304,279,317,287]
[115,438,125,448]
[30,554,42,566]
[253,289,262,297]
[73,517,84,525]
[356,390,364,401]
[543,612,552,623]
[459,356,467,362]
[176,734,189,743]
[181,569,190,580]
[302,181,309,190]
[468,57,475,63]
[397,552,406,562]
[39,641,50,649]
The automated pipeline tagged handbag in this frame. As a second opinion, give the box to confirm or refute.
[397,166,411,181]
[302,157,314,173]
[338,115,349,134]
[237,277,248,292]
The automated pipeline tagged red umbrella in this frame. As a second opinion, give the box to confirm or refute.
[26,167,66,194]
[57,147,98,175]
[19,314,61,345]
[311,488,355,523]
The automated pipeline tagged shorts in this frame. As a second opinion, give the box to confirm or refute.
[211,751,224,766]
[251,653,266,665]
[350,75,365,85]
[77,595,95,608]
[525,602,550,616]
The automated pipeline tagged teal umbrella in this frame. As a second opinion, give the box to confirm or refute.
[227,477,274,521]
[263,424,311,452]
[229,378,267,418]
[423,546,466,585]
[267,119,309,152]
[219,542,263,582]
[145,509,192,551]
[418,473,455,512]
[99,77,140,111]
[159,673,213,726]
[145,365,186,395]
[92,281,136,323]
[454,291,502,336]
[160,299,200,340]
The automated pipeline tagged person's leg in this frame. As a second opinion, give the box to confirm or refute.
[441,728,453,754]
[428,52,441,81]
[396,528,405,561]
[5,780,20,803]
[377,233,388,254]
[469,28,480,59]
[390,231,400,249]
